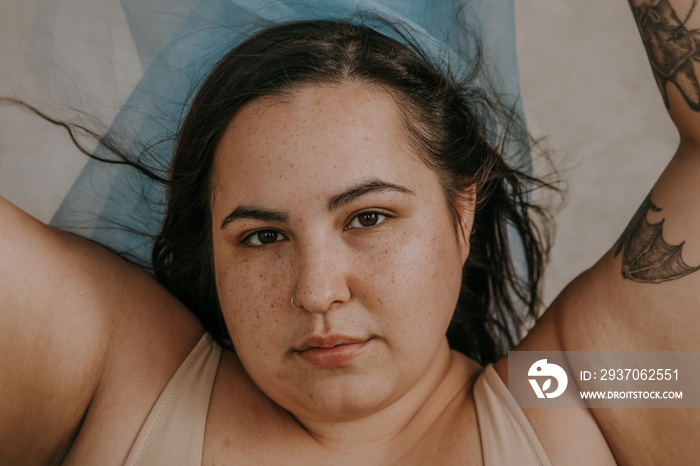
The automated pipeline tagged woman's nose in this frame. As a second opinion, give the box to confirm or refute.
[292,239,351,313]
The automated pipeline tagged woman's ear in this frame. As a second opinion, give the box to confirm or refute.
[454,184,476,264]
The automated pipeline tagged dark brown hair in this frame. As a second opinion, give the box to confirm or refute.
[149,19,554,365]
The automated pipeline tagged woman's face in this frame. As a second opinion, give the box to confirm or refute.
[210,83,474,423]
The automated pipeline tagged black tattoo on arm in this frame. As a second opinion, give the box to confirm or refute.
[631,0,700,110]
[614,191,700,282]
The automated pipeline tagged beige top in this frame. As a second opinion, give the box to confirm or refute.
[124,333,222,466]
[473,364,552,466]
[124,334,551,465]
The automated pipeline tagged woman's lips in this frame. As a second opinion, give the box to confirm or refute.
[296,336,370,368]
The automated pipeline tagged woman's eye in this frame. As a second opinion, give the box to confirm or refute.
[243,230,286,246]
[346,212,387,229]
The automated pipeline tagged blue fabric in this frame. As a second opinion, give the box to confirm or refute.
[37,0,525,267]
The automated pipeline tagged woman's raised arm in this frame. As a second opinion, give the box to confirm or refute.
[0,197,116,462]
[629,0,700,144]
[0,197,201,464]
[537,0,700,462]
[560,0,700,349]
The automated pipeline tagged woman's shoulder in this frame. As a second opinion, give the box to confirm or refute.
[0,196,204,464]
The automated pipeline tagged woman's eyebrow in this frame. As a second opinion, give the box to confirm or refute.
[221,206,289,229]
[221,180,413,229]
[327,180,415,211]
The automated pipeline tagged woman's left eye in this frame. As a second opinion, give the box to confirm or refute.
[346,212,388,229]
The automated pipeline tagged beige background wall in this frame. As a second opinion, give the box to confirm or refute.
[0,1,679,307]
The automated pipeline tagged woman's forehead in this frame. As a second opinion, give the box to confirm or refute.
[211,83,428,202]
[222,83,403,148]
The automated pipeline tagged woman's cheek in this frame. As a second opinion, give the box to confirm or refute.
[215,254,282,341]
[399,227,462,321]
[355,232,433,312]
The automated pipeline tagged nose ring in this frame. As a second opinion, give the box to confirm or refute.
[291,294,304,311]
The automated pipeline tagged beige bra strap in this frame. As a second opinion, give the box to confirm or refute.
[124,333,222,466]
[473,365,552,466]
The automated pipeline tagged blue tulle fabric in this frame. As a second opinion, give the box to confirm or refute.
[32,0,525,267]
